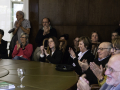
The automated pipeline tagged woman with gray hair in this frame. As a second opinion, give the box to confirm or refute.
[12,33,33,60]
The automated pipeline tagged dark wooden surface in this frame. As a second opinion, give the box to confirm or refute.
[0,59,78,90]
[29,0,120,48]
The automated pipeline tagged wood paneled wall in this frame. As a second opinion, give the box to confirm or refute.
[29,0,120,49]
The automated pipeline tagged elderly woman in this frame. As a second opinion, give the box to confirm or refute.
[12,33,33,60]
[69,36,94,75]
[39,36,63,64]
[0,29,8,59]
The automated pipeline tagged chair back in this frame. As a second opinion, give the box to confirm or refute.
[91,42,100,59]
[59,39,67,53]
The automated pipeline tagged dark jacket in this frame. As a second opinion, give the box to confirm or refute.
[35,27,57,47]
[72,50,95,75]
[84,56,111,85]
[0,39,8,59]
[39,49,63,64]
[100,82,120,90]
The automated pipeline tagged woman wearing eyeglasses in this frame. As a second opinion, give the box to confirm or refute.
[12,32,33,60]
[111,37,120,55]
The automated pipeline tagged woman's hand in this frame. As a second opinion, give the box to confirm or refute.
[44,49,48,56]
[78,59,89,72]
[40,46,44,55]
[68,47,76,58]
[16,41,20,50]
[90,62,104,80]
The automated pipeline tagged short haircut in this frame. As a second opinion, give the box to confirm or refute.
[42,17,51,23]
[48,36,59,49]
[59,34,69,40]
[79,36,91,49]
[0,29,4,36]
[112,37,120,49]
[111,31,118,35]
[17,11,24,18]
[91,31,99,37]
[20,32,29,39]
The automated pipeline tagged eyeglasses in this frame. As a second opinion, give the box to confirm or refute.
[97,48,111,51]
[105,64,120,74]
[20,37,26,38]
[42,22,49,23]
[111,47,120,51]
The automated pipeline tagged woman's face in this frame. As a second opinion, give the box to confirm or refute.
[91,33,98,42]
[111,44,120,55]
[78,40,87,52]
[20,35,27,43]
[48,38,55,49]
[74,37,79,46]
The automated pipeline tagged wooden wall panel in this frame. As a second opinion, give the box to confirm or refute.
[29,0,39,50]
[29,0,120,48]
[88,0,120,25]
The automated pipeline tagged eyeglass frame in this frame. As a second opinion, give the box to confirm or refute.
[105,64,120,74]
[20,37,26,39]
[111,47,120,51]
[97,48,111,51]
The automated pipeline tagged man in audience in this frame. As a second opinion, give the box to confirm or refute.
[111,31,118,41]
[33,18,57,61]
[81,42,112,84]
[13,11,31,43]
[77,54,120,90]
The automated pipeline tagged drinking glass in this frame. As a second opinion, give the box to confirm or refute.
[17,68,25,88]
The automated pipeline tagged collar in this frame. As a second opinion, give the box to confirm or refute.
[98,55,110,61]
[78,50,88,56]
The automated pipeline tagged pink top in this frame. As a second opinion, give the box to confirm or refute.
[12,44,33,61]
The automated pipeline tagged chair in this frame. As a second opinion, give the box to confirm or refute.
[43,38,49,50]
[59,39,67,53]
[42,38,50,62]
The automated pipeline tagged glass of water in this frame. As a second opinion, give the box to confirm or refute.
[17,68,25,88]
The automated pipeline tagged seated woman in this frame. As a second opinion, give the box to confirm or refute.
[90,37,120,86]
[12,33,33,60]
[39,36,63,64]
[0,29,8,59]
[59,34,70,64]
[69,36,94,75]
[73,37,80,54]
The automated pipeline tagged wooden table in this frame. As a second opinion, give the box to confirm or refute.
[0,59,78,90]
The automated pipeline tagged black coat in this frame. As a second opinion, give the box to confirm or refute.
[72,50,95,75]
[84,56,111,85]
[0,39,8,59]
[39,49,63,64]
